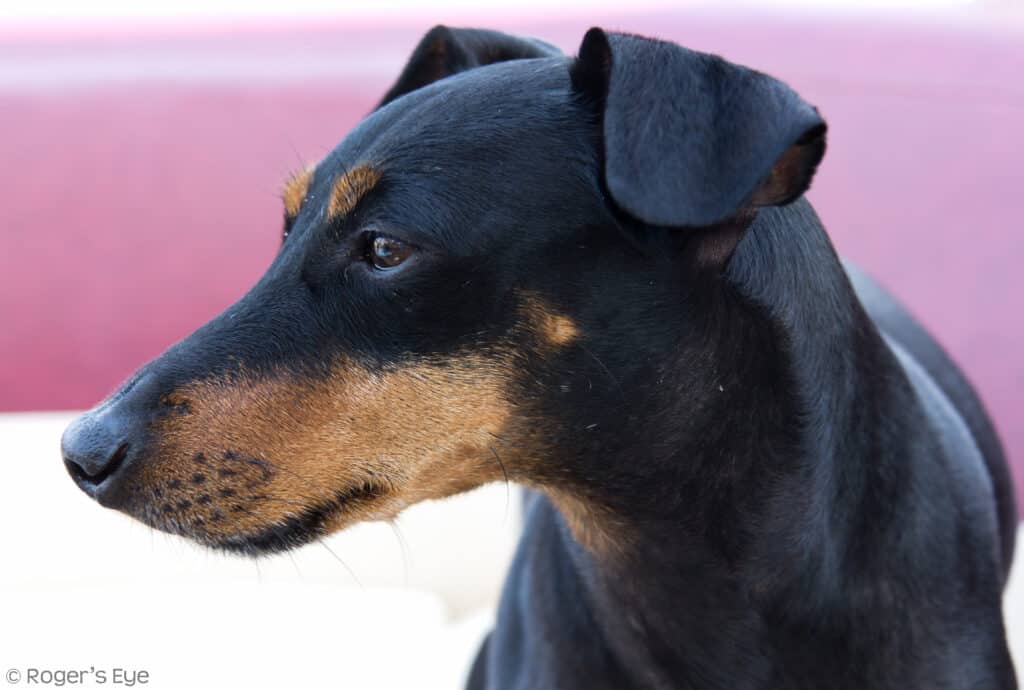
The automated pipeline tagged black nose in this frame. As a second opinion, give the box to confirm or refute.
[61,408,132,502]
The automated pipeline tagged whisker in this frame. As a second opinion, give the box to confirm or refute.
[487,431,512,446]
[226,453,312,486]
[489,445,511,527]
[388,520,412,587]
[581,344,625,401]
[319,538,363,588]
[286,138,306,173]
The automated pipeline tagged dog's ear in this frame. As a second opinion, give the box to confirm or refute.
[378,25,562,108]
[572,28,826,236]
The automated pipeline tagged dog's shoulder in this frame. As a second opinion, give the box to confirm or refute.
[846,261,1016,580]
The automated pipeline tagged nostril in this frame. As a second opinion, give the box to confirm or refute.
[64,442,130,489]
[64,457,90,484]
[62,429,132,495]
[101,443,130,482]
[62,405,143,504]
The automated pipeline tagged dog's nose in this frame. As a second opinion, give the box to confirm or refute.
[61,409,132,501]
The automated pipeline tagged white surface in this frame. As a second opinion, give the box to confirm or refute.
[1,584,494,689]
[0,412,518,689]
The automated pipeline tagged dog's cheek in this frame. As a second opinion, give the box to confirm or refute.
[517,291,581,353]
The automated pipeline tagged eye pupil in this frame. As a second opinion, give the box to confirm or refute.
[370,235,411,270]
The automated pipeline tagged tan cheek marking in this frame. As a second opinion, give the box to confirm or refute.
[518,292,580,350]
[328,165,382,220]
[282,168,314,219]
[146,355,518,537]
[541,313,579,347]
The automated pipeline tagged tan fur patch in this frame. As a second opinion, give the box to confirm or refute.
[328,165,382,220]
[282,168,314,219]
[518,292,580,350]
[545,489,627,558]
[140,354,519,543]
[750,136,818,207]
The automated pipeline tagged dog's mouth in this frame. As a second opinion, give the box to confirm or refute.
[119,469,390,556]
[215,480,389,555]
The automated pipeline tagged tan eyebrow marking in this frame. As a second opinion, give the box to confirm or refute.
[282,168,314,219]
[328,165,382,220]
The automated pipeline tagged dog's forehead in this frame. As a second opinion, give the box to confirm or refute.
[336,57,576,164]
[299,57,598,244]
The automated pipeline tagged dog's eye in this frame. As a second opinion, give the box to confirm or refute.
[366,234,414,270]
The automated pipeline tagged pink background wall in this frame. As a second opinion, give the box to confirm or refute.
[1,11,1021,494]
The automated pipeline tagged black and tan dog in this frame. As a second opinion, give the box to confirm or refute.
[62,26,1017,689]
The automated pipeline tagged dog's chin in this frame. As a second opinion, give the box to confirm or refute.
[210,512,335,556]
[126,481,389,557]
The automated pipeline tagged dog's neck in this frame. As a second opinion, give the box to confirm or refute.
[495,200,922,689]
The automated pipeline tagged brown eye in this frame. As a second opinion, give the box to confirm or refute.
[368,234,414,270]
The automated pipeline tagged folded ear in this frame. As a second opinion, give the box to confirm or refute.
[572,28,826,229]
[378,25,562,108]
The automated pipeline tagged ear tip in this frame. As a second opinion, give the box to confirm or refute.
[572,27,612,95]
[791,117,828,179]
[802,120,828,171]
[579,27,612,56]
[768,123,828,208]
[419,24,457,49]
[416,25,461,62]
[800,120,828,143]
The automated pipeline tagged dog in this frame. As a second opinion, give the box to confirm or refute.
[62,26,1017,689]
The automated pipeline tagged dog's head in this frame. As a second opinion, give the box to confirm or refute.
[61,27,825,554]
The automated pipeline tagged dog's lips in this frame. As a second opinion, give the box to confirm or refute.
[215,481,388,555]
[122,478,389,556]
